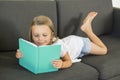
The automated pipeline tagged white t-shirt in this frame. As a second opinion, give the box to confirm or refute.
[52,35,84,62]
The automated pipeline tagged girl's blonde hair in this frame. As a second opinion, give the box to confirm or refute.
[29,15,56,42]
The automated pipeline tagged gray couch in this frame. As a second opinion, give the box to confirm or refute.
[0,0,120,80]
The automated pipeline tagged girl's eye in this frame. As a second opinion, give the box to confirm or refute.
[34,34,39,37]
[43,34,47,37]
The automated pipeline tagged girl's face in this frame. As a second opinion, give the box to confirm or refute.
[31,25,53,46]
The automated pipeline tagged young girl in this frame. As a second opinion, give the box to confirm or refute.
[16,11,107,69]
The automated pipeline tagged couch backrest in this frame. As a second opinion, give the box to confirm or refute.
[0,1,57,51]
[0,0,113,51]
[56,0,113,38]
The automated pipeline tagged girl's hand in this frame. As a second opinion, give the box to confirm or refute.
[52,60,63,69]
[16,49,23,58]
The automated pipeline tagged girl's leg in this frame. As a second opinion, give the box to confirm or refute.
[80,12,107,55]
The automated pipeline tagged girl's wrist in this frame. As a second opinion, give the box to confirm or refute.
[60,60,63,68]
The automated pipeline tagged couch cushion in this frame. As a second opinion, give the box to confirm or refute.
[56,0,113,38]
[112,8,120,37]
[82,35,120,80]
[0,51,98,80]
[109,76,120,80]
[0,1,57,51]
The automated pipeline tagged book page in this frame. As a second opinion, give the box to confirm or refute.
[19,38,37,47]
[19,38,38,73]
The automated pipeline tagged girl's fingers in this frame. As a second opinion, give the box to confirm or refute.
[52,60,62,69]
[16,49,23,58]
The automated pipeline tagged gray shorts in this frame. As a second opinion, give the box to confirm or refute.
[79,37,91,57]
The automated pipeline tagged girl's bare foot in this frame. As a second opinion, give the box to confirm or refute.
[80,12,98,34]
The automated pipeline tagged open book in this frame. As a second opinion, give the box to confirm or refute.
[19,38,61,74]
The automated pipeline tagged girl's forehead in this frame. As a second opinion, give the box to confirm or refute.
[32,25,52,33]
[32,25,49,29]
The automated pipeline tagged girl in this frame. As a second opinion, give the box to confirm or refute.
[16,12,107,69]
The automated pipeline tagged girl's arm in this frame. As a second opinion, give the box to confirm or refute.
[52,52,72,69]
[16,49,23,58]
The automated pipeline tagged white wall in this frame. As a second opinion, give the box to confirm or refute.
[112,0,120,8]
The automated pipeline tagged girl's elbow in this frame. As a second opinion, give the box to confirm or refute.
[102,47,108,55]
[69,59,73,67]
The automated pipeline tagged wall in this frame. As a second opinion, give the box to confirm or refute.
[112,0,120,8]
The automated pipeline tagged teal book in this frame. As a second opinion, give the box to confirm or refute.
[19,38,61,74]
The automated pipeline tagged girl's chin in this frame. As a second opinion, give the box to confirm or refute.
[37,44,45,46]
[37,44,47,46]
[35,42,50,46]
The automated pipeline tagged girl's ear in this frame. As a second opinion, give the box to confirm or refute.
[52,31,55,37]
[51,31,55,42]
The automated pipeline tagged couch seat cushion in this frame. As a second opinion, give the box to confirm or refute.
[82,35,120,80]
[0,51,98,80]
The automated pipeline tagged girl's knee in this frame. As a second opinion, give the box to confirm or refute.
[101,47,108,55]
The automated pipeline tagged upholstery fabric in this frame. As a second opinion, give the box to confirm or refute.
[56,0,113,38]
[0,1,57,51]
[0,52,98,80]
[82,35,120,80]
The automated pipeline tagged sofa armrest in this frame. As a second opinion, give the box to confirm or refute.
[112,8,120,36]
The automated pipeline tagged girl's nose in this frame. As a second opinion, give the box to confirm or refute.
[38,36,43,41]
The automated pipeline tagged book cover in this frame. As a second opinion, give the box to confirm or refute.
[19,38,61,74]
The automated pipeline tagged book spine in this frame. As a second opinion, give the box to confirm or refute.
[35,47,39,74]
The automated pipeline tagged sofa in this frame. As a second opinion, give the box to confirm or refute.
[0,0,120,80]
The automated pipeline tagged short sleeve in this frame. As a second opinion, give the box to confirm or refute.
[52,39,68,57]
